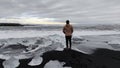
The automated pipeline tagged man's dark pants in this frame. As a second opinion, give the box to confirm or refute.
[65,36,72,49]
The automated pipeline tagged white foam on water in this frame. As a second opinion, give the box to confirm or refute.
[0,30,120,39]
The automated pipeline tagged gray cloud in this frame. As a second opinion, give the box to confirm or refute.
[0,0,120,24]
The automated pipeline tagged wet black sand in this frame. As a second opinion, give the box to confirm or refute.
[0,48,120,68]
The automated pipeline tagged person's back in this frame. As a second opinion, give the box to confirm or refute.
[63,24,73,36]
[63,20,73,49]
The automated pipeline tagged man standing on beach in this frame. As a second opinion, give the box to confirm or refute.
[63,20,73,49]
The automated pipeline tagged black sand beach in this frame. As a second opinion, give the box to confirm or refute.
[0,48,119,68]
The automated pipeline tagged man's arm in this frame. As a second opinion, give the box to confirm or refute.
[63,26,65,34]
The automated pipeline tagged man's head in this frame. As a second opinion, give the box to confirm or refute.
[66,20,70,24]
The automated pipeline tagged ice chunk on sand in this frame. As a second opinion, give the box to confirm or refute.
[28,55,43,66]
[48,34,65,45]
[55,47,64,51]
[108,40,120,49]
[64,67,72,68]
[3,56,20,68]
[72,46,89,54]
[44,60,63,68]
[108,40,120,45]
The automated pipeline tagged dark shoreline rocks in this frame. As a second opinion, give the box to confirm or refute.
[0,23,23,26]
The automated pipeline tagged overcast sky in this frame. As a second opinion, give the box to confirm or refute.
[0,0,120,24]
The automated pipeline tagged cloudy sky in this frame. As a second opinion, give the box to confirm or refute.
[0,0,120,24]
